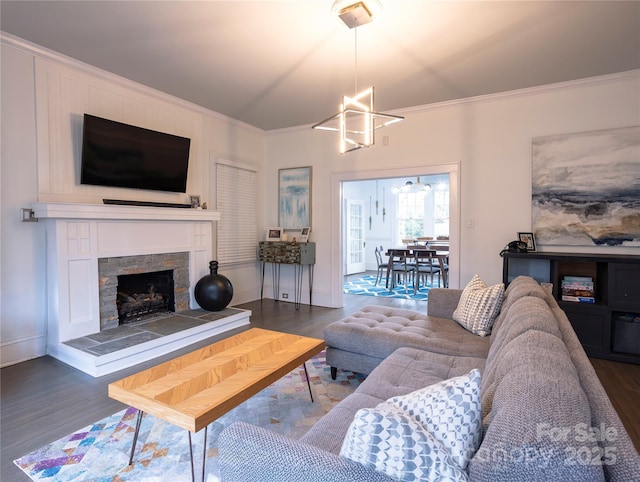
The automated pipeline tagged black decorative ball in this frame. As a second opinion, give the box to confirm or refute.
[194,261,233,311]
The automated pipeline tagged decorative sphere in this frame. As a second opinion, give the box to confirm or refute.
[194,261,233,311]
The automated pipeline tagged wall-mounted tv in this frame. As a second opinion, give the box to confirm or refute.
[80,114,191,193]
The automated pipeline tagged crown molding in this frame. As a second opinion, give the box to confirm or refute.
[0,31,264,135]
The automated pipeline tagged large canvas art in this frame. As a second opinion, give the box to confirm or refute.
[532,126,640,246]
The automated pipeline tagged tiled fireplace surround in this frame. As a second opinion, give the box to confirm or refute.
[32,202,251,377]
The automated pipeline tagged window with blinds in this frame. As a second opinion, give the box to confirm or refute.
[216,161,258,264]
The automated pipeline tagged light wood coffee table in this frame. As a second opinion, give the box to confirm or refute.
[108,328,325,481]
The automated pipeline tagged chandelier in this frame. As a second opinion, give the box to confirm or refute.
[392,177,432,194]
[312,1,404,154]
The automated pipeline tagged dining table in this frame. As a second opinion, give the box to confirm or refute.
[385,247,449,288]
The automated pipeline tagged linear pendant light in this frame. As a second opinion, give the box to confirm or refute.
[312,1,403,154]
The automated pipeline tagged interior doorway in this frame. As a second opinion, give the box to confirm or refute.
[331,164,460,307]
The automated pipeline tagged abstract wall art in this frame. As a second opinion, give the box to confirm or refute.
[532,126,640,247]
[279,166,312,230]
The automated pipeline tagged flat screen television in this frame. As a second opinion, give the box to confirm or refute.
[80,114,191,193]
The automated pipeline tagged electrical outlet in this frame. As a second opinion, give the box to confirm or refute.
[282,293,288,299]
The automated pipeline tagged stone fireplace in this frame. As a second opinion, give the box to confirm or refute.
[32,202,250,376]
[98,252,190,328]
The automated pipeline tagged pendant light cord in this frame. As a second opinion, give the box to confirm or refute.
[354,23,358,95]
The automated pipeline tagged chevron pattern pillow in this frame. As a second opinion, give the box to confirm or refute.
[453,274,505,336]
[340,369,482,481]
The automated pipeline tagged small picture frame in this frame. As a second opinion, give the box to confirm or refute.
[518,232,536,252]
[266,227,283,241]
[299,227,310,242]
[189,195,200,209]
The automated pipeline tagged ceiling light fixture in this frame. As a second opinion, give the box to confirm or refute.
[392,177,432,194]
[312,1,403,154]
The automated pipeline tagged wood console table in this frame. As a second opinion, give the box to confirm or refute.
[258,241,316,309]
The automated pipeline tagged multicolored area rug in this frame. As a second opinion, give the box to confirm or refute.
[344,274,435,300]
[14,351,364,482]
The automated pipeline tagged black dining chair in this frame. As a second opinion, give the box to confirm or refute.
[386,249,416,292]
[374,246,389,286]
[414,250,441,291]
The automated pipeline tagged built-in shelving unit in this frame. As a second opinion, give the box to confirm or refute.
[502,251,640,365]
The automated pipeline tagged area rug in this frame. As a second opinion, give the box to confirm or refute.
[14,351,364,482]
[344,274,435,300]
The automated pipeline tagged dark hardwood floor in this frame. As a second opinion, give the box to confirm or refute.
[2,290,638,481]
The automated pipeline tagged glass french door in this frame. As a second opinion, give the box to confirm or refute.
[345,199,366,275]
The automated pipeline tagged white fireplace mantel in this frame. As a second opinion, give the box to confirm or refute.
[35,202,226,372]
[32,202,221,222]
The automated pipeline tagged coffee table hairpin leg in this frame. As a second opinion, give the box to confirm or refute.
[128,409,207,482]
[303,362,314,402]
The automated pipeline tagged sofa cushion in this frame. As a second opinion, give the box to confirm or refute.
[301,347,486,454]
[469,330,605,482]
[453,274,505,336]
[380,369,483,470]
[340,405,468,482]
[340,370,482,481]
[324,305,490,365]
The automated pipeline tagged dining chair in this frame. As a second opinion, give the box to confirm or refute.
[374,246,389,286]
[414,250,441,291]
[386,249,416,292]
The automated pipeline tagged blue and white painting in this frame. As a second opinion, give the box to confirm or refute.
[279,166,311,229]
[532,126,640,246]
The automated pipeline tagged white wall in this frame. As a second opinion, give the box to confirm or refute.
[1,36,266,366]
[265,71,640,307]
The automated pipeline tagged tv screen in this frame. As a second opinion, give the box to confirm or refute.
[80,114,191,193]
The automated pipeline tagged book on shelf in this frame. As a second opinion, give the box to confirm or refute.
[561,295,595,303]
[561,276,594,297]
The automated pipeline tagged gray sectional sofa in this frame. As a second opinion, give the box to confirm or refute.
[218,276,640,481]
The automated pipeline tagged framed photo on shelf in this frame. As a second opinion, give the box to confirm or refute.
[279,166,312,229]
[189,195,200,208]
[266,227,283,241]
[518,232,536,252]
[299,227,310,242]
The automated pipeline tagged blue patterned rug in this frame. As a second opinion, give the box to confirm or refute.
[14,351,364,482]
[344,274,434,300]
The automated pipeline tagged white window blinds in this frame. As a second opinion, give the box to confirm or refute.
[216,162,258,264]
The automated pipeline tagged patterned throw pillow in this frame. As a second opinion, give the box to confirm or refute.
[340,369,482,482]
[453,274,505,336]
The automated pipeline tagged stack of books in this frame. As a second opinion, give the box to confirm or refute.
[561,276,595,303]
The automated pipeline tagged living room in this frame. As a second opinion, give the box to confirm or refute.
[1,1,639,480]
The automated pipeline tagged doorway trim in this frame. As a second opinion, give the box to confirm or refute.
[330,163,460,307]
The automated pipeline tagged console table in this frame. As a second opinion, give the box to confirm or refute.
[258,241,316,309]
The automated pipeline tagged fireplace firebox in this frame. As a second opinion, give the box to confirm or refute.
[117,270,175,323]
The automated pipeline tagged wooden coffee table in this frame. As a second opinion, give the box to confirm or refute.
[108,328,325,481]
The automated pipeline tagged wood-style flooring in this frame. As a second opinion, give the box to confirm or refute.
[2,291,639,481]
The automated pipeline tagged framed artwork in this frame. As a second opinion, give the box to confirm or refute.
[532,126,640,246]
[518,232,536,252]
[266,227,282,241]
[299,227,310,242]
[279,166,312,229]
[189,195,200,208]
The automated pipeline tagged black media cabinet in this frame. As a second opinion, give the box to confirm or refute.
[502,251,640,364]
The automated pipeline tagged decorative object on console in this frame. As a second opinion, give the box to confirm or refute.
[194,261,233,311]
[452,274,505,336]
[299,227,310,242]
[266,227,283,241]
[189,194,200,208]
[532,125,640,247]
[518,231,536,251]
[279,167,311,229]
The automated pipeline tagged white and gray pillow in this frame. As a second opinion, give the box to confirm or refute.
[453,274,504,336]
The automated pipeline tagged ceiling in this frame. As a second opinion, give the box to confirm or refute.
[1,1,639,131]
